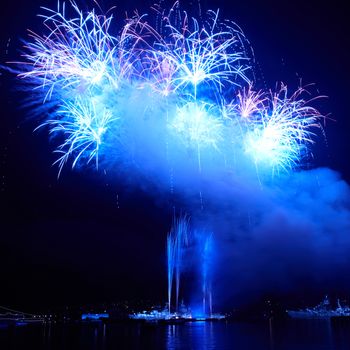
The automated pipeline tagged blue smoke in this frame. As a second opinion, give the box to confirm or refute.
[11,2,350,307]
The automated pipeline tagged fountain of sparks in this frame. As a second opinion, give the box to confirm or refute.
[167,216,190,314]
[166,221,219,319]
[201,234,213,317]
[130,217,224,322]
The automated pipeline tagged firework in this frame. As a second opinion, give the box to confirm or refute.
[170,101,223,149]
[226,84,266,120]
[169,101,224,171]
[243,84,323,171]
[147,10,250,98]
[39,97,115,176]
[13,1,324,176]
[18,2,123,101]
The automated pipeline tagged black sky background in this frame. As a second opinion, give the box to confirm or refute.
[0,0,349,312]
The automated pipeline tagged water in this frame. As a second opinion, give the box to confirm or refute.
[1,320,350,350]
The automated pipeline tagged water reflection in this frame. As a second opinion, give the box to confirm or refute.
[1,319,350,349]
[269,318,274,350]
[166,322,216,350]
[164,320,350,350]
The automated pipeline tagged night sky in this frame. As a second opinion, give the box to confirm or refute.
[1,0,349,313]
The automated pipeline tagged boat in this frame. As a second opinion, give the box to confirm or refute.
[287,296,350,319]
[129,302,225,323]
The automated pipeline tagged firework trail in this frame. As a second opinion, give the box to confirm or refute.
[12,1,325,178]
